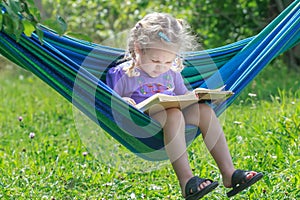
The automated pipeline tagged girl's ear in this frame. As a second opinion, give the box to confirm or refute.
[134,42,142,55]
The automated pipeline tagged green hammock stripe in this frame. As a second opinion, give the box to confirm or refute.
[0,1,299,161]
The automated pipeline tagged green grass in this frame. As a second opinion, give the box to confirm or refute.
[0,60,299,199]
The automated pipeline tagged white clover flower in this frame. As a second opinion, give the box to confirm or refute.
[248,93,257,97]
[233,121,242,125]
[29,132,35,139]
[130,192,136,199]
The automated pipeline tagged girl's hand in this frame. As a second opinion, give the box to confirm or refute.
[123,97,137,106]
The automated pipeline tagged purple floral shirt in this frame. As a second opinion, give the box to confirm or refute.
[106,61,188,104]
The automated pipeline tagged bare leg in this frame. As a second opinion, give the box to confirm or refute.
[184,104,235,187]
[151,108,194,196]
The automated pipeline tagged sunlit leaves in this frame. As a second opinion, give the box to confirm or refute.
[0,0,67,41]
[0,0,37,40]
[22,19,35,36]
[43,15,67,36]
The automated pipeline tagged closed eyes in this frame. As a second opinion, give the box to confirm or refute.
[151,59,172,64]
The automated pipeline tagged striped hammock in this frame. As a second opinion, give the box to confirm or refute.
[0,1,299,161]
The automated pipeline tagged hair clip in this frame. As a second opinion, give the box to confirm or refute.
[158,31,171,42]
[135,22,142,30]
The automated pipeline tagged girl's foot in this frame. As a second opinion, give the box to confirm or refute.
[225,170,263,197]
[184,176,219,199]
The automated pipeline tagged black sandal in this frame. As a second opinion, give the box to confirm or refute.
[227,169,263,197]
[185,176,219,200]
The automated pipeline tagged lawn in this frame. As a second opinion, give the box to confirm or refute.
[0,60,299,199]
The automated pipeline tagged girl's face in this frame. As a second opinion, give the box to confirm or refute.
[136,46,177,77]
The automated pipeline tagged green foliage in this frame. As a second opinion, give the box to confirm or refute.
[38,0,273,48]
[42,15,67,36]
[2,0,298,69]
[0,0,295,49]
[0,0,67,42]
[41,0,149,42]
[0,63,299,199]
[0,0,39,41]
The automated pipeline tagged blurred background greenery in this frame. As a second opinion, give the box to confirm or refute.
[0,0,299,70]
[0,2,299,198]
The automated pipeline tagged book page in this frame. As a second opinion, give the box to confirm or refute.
[193,85,226,93]
[136,86,234,113]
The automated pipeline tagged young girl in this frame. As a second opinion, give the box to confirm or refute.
[106,12,263,199]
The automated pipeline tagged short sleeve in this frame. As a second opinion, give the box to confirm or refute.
[173,71,188,95]
[106,66,125,96]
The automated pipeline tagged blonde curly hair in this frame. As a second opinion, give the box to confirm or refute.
[123,12,198,77]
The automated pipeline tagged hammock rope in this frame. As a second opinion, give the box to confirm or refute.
[0,1,299,161]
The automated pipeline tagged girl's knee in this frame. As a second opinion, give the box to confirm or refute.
[166,108,184,119]
[152,108,184,127]
[165,108,185,125]
[199,103,214,113]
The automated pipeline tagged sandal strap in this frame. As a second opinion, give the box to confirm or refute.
[185,176,212,195]
[231,169,250,188]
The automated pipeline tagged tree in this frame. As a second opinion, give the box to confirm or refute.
[0,0,67,42]
[1,0,299,69]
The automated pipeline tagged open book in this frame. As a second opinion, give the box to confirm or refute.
[136,86,234,113]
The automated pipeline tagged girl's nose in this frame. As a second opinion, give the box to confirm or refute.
[156,64,163,69]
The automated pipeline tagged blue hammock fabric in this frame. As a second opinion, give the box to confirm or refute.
[0,1,299,161]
